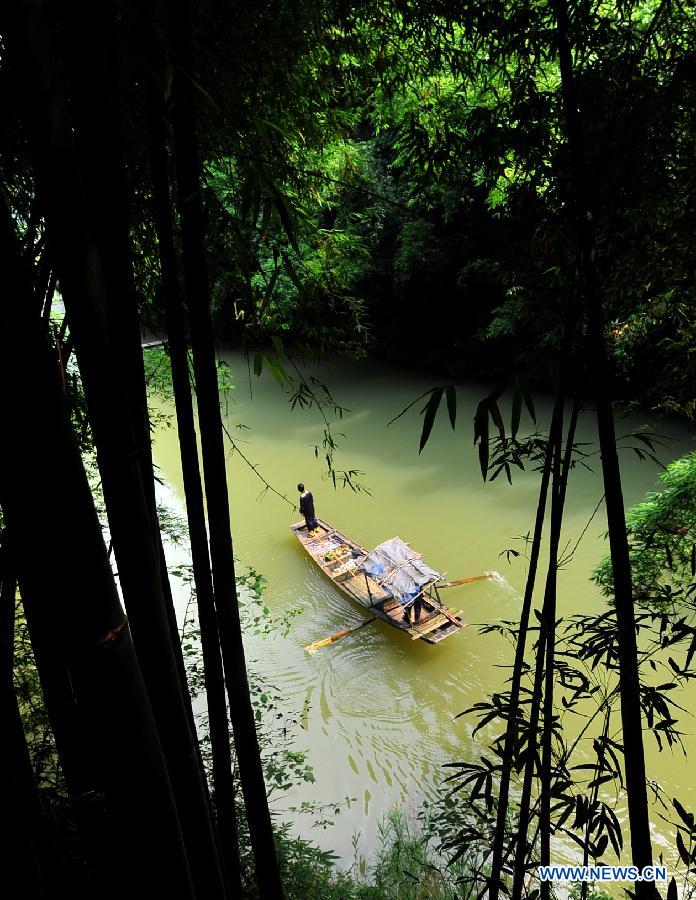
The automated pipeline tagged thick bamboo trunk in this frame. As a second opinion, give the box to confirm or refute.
[6,529,109,882]
[57,0,196,734]
[8,5,229,896]
[2,685,48,899]
[0,531,15,685]
[550,2,656,895]
[0,198,195,898]
[0,531,50,898]
[148,85,242,892]
[167,3,285,895]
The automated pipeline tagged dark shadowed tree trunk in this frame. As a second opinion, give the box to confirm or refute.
[148,80,242,892]
[551,1,657,895]
[4,527,110,884]
[0,531,49,898]
[510,397,577,899]
[2,683,48,899]
[0,193,195,899]
[57,0,196,732]
[7,4,228,896]
[0,531,15,686]
[167,2,285,895]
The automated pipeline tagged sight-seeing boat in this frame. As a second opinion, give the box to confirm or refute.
[291,518,467,644]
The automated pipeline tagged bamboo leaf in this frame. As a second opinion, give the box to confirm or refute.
[474,400,490,481]
[419,387,444,454]
[521,380,536,423]
[445,384,457,430]
[673,798,694,829]
[511,379,522,439]
[264,354,292,385]
[488,400,505,439]
[266,180,300,253]
[386,389,432,428]
[677,830,690,865]
[271,335,286,360]
[594,834,608,858]
[253,352,263,377]
[588,773,615,789]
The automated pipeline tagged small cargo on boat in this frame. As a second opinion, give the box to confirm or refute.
[291,518,466,644]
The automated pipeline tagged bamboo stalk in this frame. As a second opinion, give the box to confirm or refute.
[12,4,225,891]
[0,190,195,898]
[551,1,656,894]
[168,2,284,894]
[147,76,240,894]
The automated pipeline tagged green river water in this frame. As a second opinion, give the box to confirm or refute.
[152,351,696,872]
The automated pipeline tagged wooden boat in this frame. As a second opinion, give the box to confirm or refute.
[291,518,466,644]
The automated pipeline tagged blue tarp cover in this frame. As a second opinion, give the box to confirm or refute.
[358,537,442,605]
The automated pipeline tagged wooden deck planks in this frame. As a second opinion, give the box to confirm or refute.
[428,620,467,643]
[340,573,389,606]
[410,613,449,639]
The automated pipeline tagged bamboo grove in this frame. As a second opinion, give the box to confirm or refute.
[2,0,696,898]
[1,0,284,896]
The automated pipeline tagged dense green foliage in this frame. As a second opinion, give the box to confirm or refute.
[5,1,694,404]
[179,1,696,414]
[595,451,696,606]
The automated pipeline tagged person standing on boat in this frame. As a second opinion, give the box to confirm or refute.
[298,483,318,532]
[406,588,423,625]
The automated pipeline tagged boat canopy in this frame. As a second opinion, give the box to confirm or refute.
[358,536,442,605]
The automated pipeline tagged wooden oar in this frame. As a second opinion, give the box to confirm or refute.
[305,615,378,653]
[439,573,493,588]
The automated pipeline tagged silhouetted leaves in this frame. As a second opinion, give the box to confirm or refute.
[419,386,445,453]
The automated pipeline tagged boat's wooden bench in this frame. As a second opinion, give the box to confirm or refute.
[409,613,451,638]
[379,597,442,627]
[431,619,466,642]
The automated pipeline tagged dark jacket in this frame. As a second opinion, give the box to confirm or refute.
[299,491,316,523]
